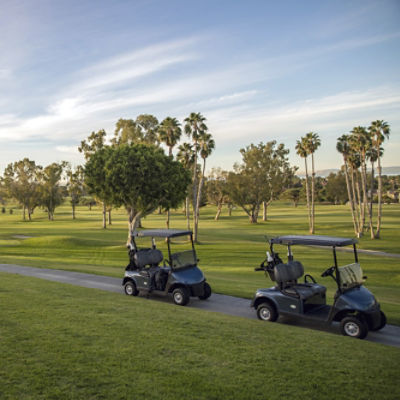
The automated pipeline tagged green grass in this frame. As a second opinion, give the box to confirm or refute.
[0,202,399,324]
[1,272,399,400]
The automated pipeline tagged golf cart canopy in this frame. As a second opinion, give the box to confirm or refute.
[269,235,357,247]
[133,229,192,239]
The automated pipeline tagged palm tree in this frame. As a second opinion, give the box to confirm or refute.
[177,142,195,231]
[368,120,390,238]
[295,139,311,231]
[337,135,360,236]
[349,126,370,234]
[184,113,208,241]
[304,132,321,234]
[195,132,215,224]
[158,117,182,157]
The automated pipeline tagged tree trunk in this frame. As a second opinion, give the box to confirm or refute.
[194,158,206,242]
[228,203,232,217]
[304,158,312,232]
[127,210,142,246]
[102,202,107,229]
[343,160,358,236]
[23,205,26,221]
[360,156,368,232]
[262,201,267,221]
[349,167,361,237]
[376,155,383,238]
[72,203,76,220]
[310,153,315,234]
[185,197,191,230]
[355,170,363,234]
[192,141,198,241]
[166,209,170,229]
[369,162,375,239]
[215,202,222,221]
[108,209,112,225]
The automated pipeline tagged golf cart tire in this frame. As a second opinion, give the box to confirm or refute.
[340,316,368,339]
[173,287,190,306]
[370,311,387,331]
[124,281,139,296]
[257,302,278,322]
[199,282,212,300]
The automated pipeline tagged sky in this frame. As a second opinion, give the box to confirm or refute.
[1,0,399,174]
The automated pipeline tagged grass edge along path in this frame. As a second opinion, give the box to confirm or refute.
[0,272,399,400]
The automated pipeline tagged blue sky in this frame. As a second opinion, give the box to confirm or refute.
[1,0,399,173]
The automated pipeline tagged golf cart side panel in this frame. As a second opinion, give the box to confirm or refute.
[252,288,302,314]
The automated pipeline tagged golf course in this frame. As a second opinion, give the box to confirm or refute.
[0,202,399,399]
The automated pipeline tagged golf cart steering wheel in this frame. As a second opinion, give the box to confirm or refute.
[321,266,335,278]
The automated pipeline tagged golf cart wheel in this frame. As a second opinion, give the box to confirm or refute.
[370,311,387,331]
[173,287,190,306]
[340,316,368,339]
[124,281,139,296]
[257,302,278,322]
[199,282,212,300]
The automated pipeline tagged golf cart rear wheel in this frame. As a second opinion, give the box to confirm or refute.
[173,287,190,306]
[370,311,387,331]
[340,316,368,339]
[199,282,212,300]
[257,302,278,322]
[124,281,139,296]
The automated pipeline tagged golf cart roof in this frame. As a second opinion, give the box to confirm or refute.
[133,229,193,239]
[269,235,357,247]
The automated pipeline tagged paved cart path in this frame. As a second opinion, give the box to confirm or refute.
[1,264,399,348]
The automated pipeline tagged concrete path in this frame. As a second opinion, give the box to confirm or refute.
[1,264,399,348]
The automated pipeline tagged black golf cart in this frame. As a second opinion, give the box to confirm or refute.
[122,229,211,306]
[251,235,386,339]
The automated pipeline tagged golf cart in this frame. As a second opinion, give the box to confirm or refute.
[251,235,386,339]
[122,229,211,306]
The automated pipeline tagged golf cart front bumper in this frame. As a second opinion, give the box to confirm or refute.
[190,280,207,297]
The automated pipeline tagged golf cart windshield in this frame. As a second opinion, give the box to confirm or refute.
[171,250,197,269]
[339,263,364,289]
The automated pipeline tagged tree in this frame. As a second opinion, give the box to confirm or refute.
[2,158,42,221]
[83,146,115,229]
[136,114,160,145]
[226,141,294,223]
[158,116,182,228]
[295,139,311,230]
[368,120,390,238]
[184,112,208,241]
[158,117,181,156]
[78,129,107,160]
[38,162,66,220]
[112,115,159,146]
[177,142,195,230]
[280,188,301,207]
[66,165,85,220]
[195,131,215,223]
[304,132,321,233]
[324,171,348,204]
[100,144,191,244]
[206,168,229,220]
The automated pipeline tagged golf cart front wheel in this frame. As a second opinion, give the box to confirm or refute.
[173,287,190,306]
[257,302,278,322]
[199,282,212,300]
[340,316,368,339]
[124,281,139,296]
[370,311,387,331]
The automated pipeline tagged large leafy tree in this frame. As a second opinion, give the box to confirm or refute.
[96,144,190,244]
[368,120,390,238]
[206,168,230,220]
[2,158,42,220]
[38,162,66,220]
[112,115,159,146]
[226,141,294,223]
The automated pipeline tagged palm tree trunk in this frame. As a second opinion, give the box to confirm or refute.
[369,161,375,239]
[185,197,191,230]
[310,153,316,234]
[194,158,206,241]
[304,158,312,232]
[349,167,361,237]
[343,160,358,236]
[355,170,363,234]
[376,155,383,238]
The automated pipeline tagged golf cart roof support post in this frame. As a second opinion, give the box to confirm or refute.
[332,246,342,292]
[353,243,358,263]
[287,244,293,261]
[167,237,172,263]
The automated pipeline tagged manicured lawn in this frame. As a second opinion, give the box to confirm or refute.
[0,202,399,324]
[0,273,399,400]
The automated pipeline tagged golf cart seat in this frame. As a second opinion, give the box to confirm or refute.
[134,249,163,269]
[274,261,326,300]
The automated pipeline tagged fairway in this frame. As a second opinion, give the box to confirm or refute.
[1,272,399,400]
[0,202,399,325]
